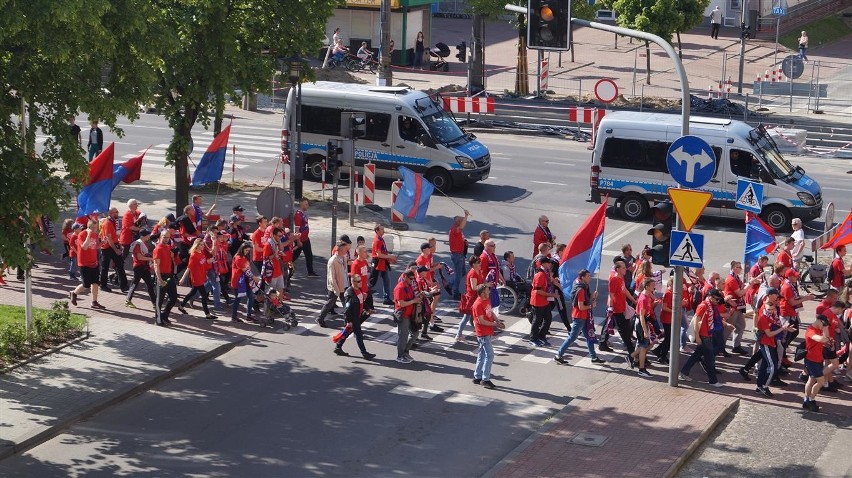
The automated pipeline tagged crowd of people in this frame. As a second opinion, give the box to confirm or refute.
[10,195,852,406]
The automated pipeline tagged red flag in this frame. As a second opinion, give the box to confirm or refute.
[821,209,852,250]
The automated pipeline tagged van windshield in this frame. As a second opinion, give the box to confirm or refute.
[421,110,466,145]
[747,126,796,181]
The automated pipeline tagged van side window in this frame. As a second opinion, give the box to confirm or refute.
[364,113,390,142]
[600,138,669,173]
[301,105,343,136]
[711,147,722,177]
[729,149,755,178]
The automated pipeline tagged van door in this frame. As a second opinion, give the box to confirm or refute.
[698,146,726,217]
[388,114,432,177]
[722,147,761,219]
[354,112,392,170]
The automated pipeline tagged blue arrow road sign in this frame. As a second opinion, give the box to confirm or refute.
[670,230,704,268]
[666,136,717,189]
[735,179,764,213]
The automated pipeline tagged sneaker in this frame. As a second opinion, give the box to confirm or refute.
[627,355,637,369]
[738,367,751,381]
[472,378,482,385]
[720,350,732,358]
[429,325,444,333]
[709,381,724,388]
[553,355,567,364]
[70,291,78,306]
[756,386,774,398]
[599,342,614,352]
[822,383,838,393]
[678,373,692,382]
[637,369,652,378]
[125,301,136,309]
[91,301,106,310]
[770,378,788,387]
[204,314,217,320]
[455,336,468,343]
[395,356,411,364]
[481,380,496,389]
[404,354,415,362]
[807,401,820,412]
[590,357,606,364]
[382,299,395,306]
[731,346,748,355]
[534,339,545,347]
[177,306,188,314]
[362,352,376,360]
[420,333,432,341]
[541,339,552,347]
[245,316,258,324]
[232,317,245,323]
[333,348,349,357]
[433,317,443,324]
[315,318,327,328]
[100,286,113,293]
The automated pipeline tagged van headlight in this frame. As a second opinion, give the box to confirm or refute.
[456,156,475,169]
[797,192,815,206]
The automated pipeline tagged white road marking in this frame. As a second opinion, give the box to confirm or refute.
[445,393,493,406]
[543,161,575,166]
[530,180,567,186]
[505,403,552,417]
[389,385,442,399]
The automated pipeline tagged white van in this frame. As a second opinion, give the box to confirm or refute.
[589,111,823,231]
[283,81,491,191]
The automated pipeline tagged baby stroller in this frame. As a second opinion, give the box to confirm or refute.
[429,43,450,72]
[257,287,299,330]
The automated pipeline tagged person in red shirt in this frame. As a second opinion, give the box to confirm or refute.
[369,224,398,305]
[601,261,636,357]
[251,215,268,273]
[554,270,604,364]
[120,199,142,260]
[230,242,257,323]
[829,246,851,289]
[69,220,105,309]
[153,231,178,326]
[775,237,795,270]
[780,268,815,350]
[529,259,557,347]
[99,207,128,292]
[724,261,758,355]
[746,255,769,311]
[455,256,485,342]
[632,278,657,377]
[533,215,556,257]
[394,270,422,363]
[471,284,504,389]
[680,289,725,386]
[448,210,469,299]
[802,316,830,411]
[351,245,373,311]
[264,227,286,294]
[333,275,376,359]
[655,277,688,365]
[292,198,317,276]
[67,222,83,280]
[754,288,795,397]
[125,229,155,308]
[177,239,216,320]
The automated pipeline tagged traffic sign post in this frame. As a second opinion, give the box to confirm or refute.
[594,78,619,104]
[669,231,704,268]
[666,136,717,188]
[735,179,764,213]
[668,188,712,232]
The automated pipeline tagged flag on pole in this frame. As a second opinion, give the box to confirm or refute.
[821,209,852,250]
[743,212,777,264]
[559,201,607,296]
[77,142,115,217]
[191,123,232,187]
[393,166,435,223]
[111,147,148,189]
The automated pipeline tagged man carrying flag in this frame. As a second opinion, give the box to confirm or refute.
[393,166,435,223]
[191,123,232,187]
[822,210,852,289]
[743,212,777,267]
[77,143,115,218]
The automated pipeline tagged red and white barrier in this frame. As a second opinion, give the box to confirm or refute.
[442,96,495,114]
[708,84,716,100]
[764,70,770,82]
[540,56,549,93]
[568,107,606,149]
[390,180,404,224]
[726,78,732,97]
[363,162,375,205]
[777,66,785,82]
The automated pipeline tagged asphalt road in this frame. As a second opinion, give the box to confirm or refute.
[9,111,847,477]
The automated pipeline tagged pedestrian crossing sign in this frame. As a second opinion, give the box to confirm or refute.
[669,231,704,268]
[735,179,763,213]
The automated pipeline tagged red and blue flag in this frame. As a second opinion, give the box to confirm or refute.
[191,124,231,187]
[559,201,607,295]
[821,209,852,250]
[743,212,777,264]
[111,147,147,190]
[394,166,435,223]
[77,142,115,217]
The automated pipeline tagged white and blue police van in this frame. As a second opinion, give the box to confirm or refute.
[589,111,823,231]
[283,81,490,191]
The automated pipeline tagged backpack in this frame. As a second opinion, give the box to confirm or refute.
[827,259,837,283]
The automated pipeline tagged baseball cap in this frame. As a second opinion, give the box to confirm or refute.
[765,287,780,296]
[707,289,723,300]
[339,234,352,244]
[166,213,176,223]
[233,205,244,212]
[420,242,431,251]
[72,223,83,230]
[816,314,830,325]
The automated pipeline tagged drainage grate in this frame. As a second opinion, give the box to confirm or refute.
[569,433,609,447]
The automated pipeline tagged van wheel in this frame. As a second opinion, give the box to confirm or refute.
[306,159,324,182]
[761,205,792,232]
[619,194,649,221]
[426,169,452,192]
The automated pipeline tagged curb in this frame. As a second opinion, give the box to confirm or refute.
[0,336,247,462]
[662,397,740,478]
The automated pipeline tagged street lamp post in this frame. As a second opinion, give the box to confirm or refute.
[286,56,304,202]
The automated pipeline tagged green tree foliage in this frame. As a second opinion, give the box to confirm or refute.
[0,0,159,268]
[151,0,338,213]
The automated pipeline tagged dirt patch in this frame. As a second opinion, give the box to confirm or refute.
[314,68,368,84]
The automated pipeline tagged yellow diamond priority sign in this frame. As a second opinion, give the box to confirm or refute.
[667,188,712,232]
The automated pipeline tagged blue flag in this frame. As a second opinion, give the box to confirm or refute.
[394,166,435,223]
[77,143,115,217]
[191,124,231,187]
[744,212,777,265]
[558,201,606,296]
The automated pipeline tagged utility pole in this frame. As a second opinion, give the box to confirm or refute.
[470,14,486,93]
[737,0,750,94]
[379,0,392,86]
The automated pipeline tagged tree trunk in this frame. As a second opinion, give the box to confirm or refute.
[469,14,485,93]
[171,108,199,214]
[515,14,529,96]
[645,40,652,85]
[214,93,224,136]
[676,32,683,59]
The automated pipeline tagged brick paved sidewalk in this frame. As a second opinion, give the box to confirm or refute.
[485,372,739,478]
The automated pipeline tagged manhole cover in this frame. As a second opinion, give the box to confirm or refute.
[569,433,609,447]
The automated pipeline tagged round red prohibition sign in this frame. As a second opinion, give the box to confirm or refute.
[594,79,619,104]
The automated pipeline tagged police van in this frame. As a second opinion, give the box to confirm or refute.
[589,111,823,231]
[283,81,490,191]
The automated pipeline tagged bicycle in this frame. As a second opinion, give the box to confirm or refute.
[797,255,830,298]
[326,54,360,71]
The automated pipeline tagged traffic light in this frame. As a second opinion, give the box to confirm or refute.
[351,112,366,139]
[455,41,466,63]
[647,201,673,267]
[527,0,570,51]
[740,24,751,40]
[326,140,343,173]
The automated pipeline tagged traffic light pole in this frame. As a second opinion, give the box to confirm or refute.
[506,5,691,388]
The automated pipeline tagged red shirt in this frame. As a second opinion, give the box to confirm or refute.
[571,286,590,320]
[251,228,265,261]
[776,250,793,270]
[351,258,370,294]
[804,325,825,362]
[68,232,79,258]
[371,235,389,271]
[660,289,673,324]
[187,251,208,287]
[120,210,138,246]
[830,257,845,288]
[694,300,714,337]
[394,280,415,318]
[76,230,99,267]
[294,210,309,240]
[533,225,553,257]
[472,297,495,337]
[530,270,550,307]
[100,218,118,250]
[416,253,434,282]
[465,268,485,300]
[608,272,627,313]
[479,251,501,282]
[779,281,797,317]
[449,226,464,253]
[637,292,655,320]
[756,305,781,346]
[131,241,150,269]
[724,274,746,309]
[230,255,250,289]
[263,242,282,279]
[153,243,174,275]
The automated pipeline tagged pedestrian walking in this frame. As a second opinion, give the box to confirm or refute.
[472,284,503,389]
[153,231,178,326]
[87,120,103,161]
[177,238,216,320]
[99,207,128,292]
[529,258,557,347]
[292,198,318,276]
[802,315,830,411]
[69,116,82,148]
[69,220,105,310]
[251,215,269,273]
[414,31,426,68]
[554,270,605,364]
[723,261,753,355]
[798,31,809,62]
[533,215,556,257]
[680,289,725,387]
[600,260,637,361]
[709,6,721,39]
[632,278,657,377]
[754,288,795,397]
[334,277,376,359]
[456,255,485,342]
[230,243,257,323]
[369,223,397,305]
[395,270,422,363]
[120,199,142,261]
[318,240,349,328]
[125,229,156,308]
[448,210,469,300]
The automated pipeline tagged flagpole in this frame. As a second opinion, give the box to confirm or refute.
[431,183,472,218]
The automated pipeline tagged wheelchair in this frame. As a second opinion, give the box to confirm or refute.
[496,280,531,316]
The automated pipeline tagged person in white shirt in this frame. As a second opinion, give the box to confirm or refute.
[790,217,806,263]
